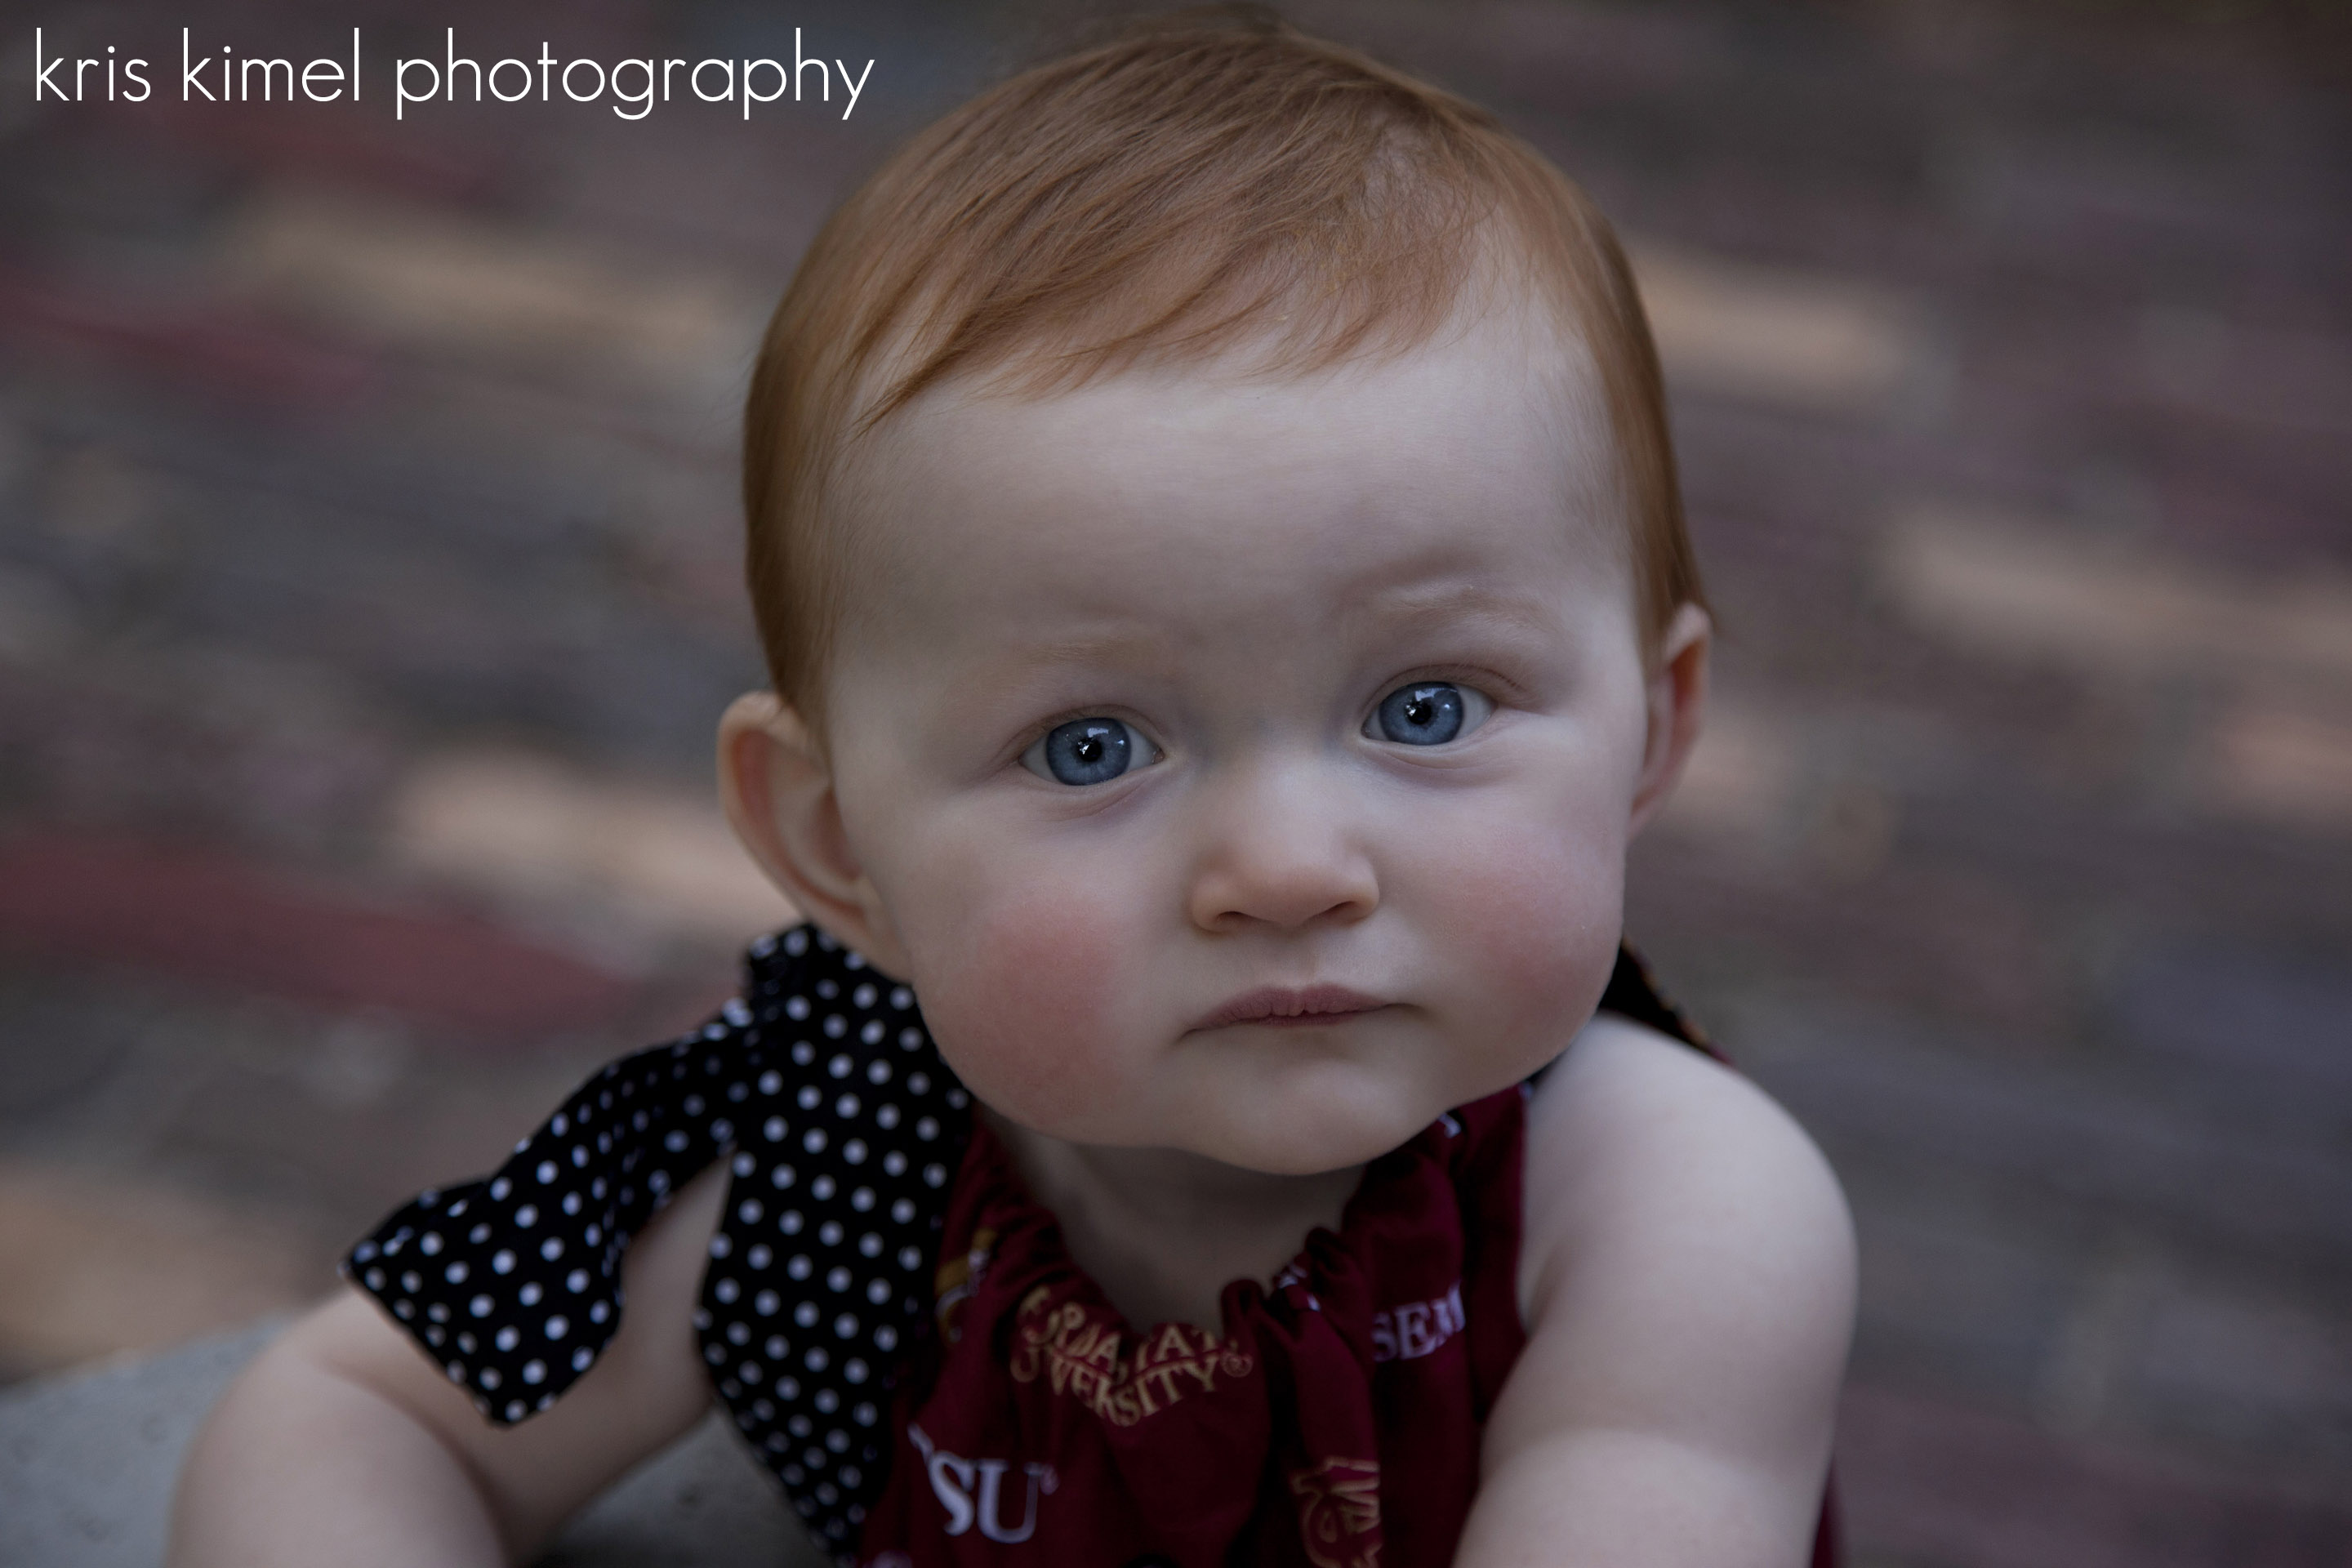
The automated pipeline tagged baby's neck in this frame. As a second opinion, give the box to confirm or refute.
[982,1108,1363,1334]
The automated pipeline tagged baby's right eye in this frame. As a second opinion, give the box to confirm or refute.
[1021,717,1160,786]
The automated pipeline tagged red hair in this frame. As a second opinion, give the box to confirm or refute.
[743,8,1701,729]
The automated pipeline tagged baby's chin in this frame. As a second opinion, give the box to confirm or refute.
[1161,1072,1463,1177]
[974,1066,1448,1178]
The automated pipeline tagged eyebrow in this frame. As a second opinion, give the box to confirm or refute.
[945,625,1189,709]
[982,584,1557,670]
[1339,580,1562,641]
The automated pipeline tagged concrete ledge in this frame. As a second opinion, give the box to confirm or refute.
[0,1318,815,1567]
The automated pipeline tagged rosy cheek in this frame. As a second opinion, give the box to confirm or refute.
[1432,799,1625,1037]
[910,880,1138,1134]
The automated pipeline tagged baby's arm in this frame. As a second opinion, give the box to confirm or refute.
[1458,1013,1857,1568]
[169,1162,728,1568]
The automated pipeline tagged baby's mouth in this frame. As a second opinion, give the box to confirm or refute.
[1190,984,1389,1031]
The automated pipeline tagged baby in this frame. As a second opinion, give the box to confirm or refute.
[171,13,1855,1568]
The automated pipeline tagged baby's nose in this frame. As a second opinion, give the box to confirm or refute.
[1183,760,1379,933]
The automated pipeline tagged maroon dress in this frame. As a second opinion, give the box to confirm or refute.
[868,1087,1526,1567]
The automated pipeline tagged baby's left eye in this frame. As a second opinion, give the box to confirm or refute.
[1364,682,1493,746]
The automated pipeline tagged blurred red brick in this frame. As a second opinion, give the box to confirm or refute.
[0,830,632,1039]
[1838,1386,2352,1567]
[0,268,376,407]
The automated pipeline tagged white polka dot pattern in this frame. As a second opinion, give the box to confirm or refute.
[344,924,971,1565]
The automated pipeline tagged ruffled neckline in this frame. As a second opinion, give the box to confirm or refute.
[941,1096,1503,1379]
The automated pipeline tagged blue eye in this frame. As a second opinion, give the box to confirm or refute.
[1023,717,1160,786]
[1368,682,1487,746]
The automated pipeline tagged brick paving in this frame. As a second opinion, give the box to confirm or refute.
[1,1,2346,1561]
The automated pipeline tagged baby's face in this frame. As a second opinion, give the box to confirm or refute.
[817,301,1663,1175]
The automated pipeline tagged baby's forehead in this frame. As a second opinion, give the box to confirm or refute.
[844,287,1615,517]
[824,301,1633,649]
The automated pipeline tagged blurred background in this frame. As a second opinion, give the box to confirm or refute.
[0,0,2346,1561]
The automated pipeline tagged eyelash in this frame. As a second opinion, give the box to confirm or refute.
[1374,659,1520,708]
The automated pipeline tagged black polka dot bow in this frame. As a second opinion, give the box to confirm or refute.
[345,924,973,1558]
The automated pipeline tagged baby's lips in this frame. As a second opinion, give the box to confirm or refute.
[1191,983,1389,1031]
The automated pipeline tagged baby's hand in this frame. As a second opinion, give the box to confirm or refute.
[1461,1014,1856,1567]
[169,1164,728,1568]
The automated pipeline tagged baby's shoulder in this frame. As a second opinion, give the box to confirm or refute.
[1481,1013,1854,1542]
[1515,1011,1855,1336]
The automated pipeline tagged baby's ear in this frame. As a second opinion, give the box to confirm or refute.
[716,693,911,976]
[1628,604,1711,835]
